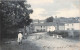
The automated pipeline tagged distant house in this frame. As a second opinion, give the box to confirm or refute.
[32,18,80,37]
[65,22,80,31]
[32,20,46,32]
[46,22,65,31]
[32,17,80,38]
[64,20,80,37]
[55,17,80,31]
[33,19,65,32]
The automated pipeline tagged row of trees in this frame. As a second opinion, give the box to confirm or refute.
[0,1,33,39]
[46,16,80,22]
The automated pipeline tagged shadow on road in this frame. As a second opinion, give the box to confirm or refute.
[1,39,41,50]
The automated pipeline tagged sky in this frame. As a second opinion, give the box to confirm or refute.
[27,0,80,20]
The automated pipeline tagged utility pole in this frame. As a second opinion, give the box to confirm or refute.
[55,16,59,31]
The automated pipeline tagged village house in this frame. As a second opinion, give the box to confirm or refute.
[32,20,65,32]
[17,17,80,39]
[32,17,80,37]
[64,21,80,37]
[65,22,80,30]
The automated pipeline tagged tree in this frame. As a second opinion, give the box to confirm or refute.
[0,1,33,38]
[46,16,54,22]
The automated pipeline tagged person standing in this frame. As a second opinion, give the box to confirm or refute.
[17,31,23,45]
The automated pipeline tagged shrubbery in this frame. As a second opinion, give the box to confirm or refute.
[47,31,53,36]
[73,30,80,37]
[1,31,18,39]
[47,30,68,38]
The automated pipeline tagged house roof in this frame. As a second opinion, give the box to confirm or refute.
[34,22,64,26]
[33,19,46,23]
[33,17,80,26]
[54,17,80,23]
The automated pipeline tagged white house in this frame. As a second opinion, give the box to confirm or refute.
[34,25,55,32]
[55,23,65,30]
[33,21,65,32]
[64,22,80,37]
[34,25,46,32]
[65,23,80,30]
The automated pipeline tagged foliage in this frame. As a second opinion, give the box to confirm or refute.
[0,1,33,38]
[47,31,68,37]
[46,16,54,22]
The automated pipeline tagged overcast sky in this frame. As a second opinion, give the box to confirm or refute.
[27,0,80,20]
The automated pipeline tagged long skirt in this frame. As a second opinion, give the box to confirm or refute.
[17,37,22,43]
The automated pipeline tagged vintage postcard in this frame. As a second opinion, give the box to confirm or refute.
[0,0,80,50]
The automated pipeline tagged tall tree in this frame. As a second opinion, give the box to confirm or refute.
[0,1,33,38]
[46,16,54,22]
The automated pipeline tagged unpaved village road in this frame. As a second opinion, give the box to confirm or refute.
[27,32,80,50]
[1,32,80,50]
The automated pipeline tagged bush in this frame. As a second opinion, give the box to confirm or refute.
[47,31,68,38]
[60,31,68,38]
[47,31,53,36]
[1,31,18,39]
[73,30,80,37]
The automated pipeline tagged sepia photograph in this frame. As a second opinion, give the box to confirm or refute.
[0,0,80,50]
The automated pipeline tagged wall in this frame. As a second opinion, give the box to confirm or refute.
[73,23,80,30]
[59,26,65,30]
[55,25,65,30]
[34,25,56,32]
[65,23,80,30]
